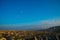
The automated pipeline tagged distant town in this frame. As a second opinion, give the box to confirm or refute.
[0,26,60,40]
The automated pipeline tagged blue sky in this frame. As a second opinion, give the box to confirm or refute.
[0,0,60,26]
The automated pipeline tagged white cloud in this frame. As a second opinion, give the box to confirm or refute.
[38,18,60,29]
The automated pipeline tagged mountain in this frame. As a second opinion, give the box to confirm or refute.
[48,26,60,30]
[0,25,42,30]
[0,25,60,31]
[37,26,60,31]
[38,26,60,33]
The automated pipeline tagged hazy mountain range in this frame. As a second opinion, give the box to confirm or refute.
[0,19,60,30]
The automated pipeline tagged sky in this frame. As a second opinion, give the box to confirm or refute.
[0,0,60,28]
